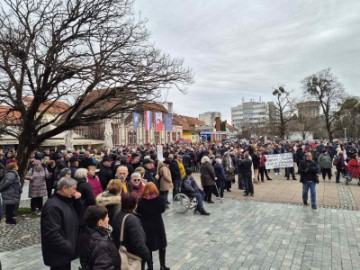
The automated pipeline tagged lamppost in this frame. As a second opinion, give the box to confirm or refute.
[343,128,347,140]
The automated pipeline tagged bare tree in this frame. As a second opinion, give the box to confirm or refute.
[272,86,295,139]
[0,0,193,182]
[301,68,344,142]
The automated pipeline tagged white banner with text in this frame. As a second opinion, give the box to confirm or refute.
[265,153,294,169]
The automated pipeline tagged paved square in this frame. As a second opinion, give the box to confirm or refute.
[2,197,360,269]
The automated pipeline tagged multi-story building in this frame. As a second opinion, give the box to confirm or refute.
[199,111,221,126]
[231,100,272,132]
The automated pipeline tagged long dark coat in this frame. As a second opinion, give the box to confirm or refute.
[200,162,216,186]
[110,211,150,261]
[0,170,21,205]
[137,196,167,251]
[41,193,83,267]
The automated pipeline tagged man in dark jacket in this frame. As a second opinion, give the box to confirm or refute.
[169,154,181,198]
[97,156,114,190]
[41,177,83,270]
[238,153,254,197]
[182,169,209,215]
[79,151,95,169]
[143,159,159,188]
[299,152,319,209]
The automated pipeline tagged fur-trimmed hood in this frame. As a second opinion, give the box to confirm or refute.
[96,191,121,207]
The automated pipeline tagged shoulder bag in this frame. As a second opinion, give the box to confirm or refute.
[119,214,142,270]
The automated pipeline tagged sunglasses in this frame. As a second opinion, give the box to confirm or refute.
[133,179,141,182]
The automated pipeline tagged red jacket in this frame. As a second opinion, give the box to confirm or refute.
[348,159,360,178]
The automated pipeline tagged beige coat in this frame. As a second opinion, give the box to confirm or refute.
[159,163,173,192]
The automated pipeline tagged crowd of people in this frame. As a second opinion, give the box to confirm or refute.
[0,139,359,269]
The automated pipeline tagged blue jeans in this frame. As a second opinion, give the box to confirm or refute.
[302,182,316,206]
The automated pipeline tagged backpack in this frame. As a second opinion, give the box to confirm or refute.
[332,155,340,166]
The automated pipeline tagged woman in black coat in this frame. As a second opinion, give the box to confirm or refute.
[137,182,169,270]
[74,168,96,227]
[110,192,150,269]
[79,205,120,270]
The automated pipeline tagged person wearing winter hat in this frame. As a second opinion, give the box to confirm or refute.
[0,161,21,224]
[25,160,50,215]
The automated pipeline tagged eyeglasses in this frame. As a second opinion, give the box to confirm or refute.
[133,179,141,182]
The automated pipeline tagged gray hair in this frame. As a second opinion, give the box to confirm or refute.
[74,168,88,179]
[131,172,141,180]
[201,156,210,164]
[57,177,77,190]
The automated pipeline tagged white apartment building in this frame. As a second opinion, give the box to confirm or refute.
[199,111,221,126]
[231,100,273,131]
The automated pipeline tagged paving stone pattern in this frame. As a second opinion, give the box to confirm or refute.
[2,199,360,269]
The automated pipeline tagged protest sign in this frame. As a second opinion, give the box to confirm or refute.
[265,153,294,169]
[157,145,164,161]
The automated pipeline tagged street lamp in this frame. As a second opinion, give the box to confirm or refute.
[343,128,347,140]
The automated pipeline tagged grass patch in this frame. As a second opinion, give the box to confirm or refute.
[17,207,32,215]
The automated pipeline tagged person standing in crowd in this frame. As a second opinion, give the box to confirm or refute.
[79,151,96,169]
[285,149,297,181]
[251,150,260,184]
[295,147,304,174]
[137,183,170,270]
[238,153,254,197]
[0,161,21,225]
[86,165,103,198]
[169,154,181,199]
[46,160,57,198]
[110,193,150,268]
[69,156,79,178]
[299,152,319,209]
[143,159,159,188]
[130,172,145,198]
[116,165,132,194]
[74,168,96,227]
[222,152,235,191]
[78,205,120,270]
[334,151,346,183]
[182,168,210,215]
[259,150,272,182]
[41,178,83,270]
[97,155,114,191]
[318,149,332,181]
[213,158,226,201]
[158,159,173,207]
[25,160,50,215]
[96,179,122,223]
[176,155,186,179]
[200,156,216,203]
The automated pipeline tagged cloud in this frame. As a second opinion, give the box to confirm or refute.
[133,0,360,122]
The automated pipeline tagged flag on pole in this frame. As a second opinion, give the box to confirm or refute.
[165,113,173,131]
[133,112,140,130]
[155,112,163,131]
[145,111,152,131]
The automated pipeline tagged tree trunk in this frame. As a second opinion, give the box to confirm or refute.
[16,133,37,186]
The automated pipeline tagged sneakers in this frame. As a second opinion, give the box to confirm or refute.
[303,201,308,206]
[312,205,317,209]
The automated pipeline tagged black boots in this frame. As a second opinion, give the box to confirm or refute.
[194,207,210,215]
[159,248,170,270]
[146,252,153,270]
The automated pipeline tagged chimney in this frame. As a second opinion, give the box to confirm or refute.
[215,117,221,131]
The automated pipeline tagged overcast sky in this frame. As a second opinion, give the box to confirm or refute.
[133,0,360,123]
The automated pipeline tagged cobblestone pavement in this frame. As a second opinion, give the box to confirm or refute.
[198,171,360,210]
[2,198,360,269]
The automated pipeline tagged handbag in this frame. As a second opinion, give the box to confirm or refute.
[119,214,142,270]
